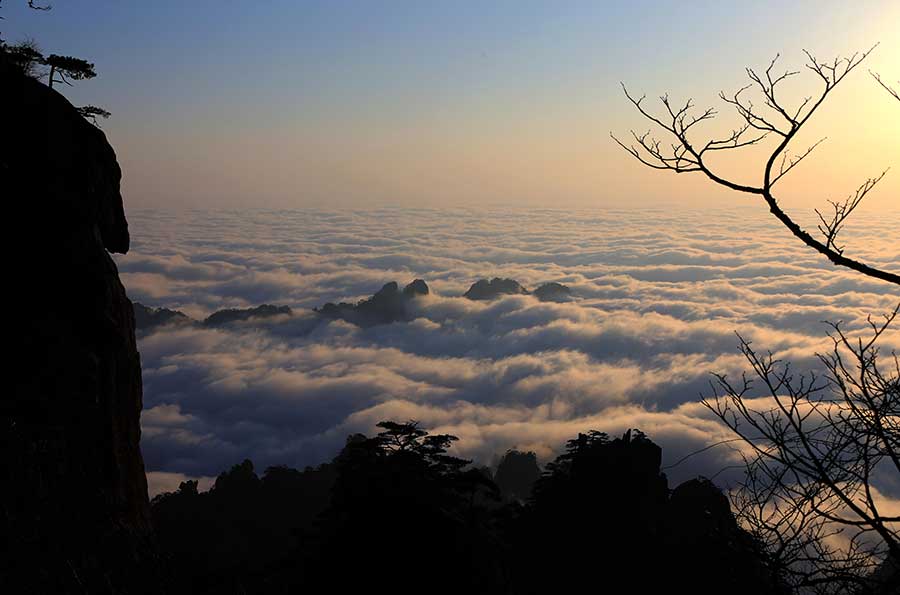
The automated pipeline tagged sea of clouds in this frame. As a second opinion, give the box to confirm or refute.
[114,207,900,497]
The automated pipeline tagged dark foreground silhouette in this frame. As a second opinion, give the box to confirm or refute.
[2,42,160,594]
[152,422,786,594]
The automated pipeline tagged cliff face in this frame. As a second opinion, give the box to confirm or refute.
[2,61,157,592]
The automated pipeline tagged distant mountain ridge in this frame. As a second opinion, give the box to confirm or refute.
[463,277,574,302]
[135,277,574,333]
[134,303,293,332]
[133,303,192,330]
[204,304,292,326]
[463,277,529,300]
[315,279,429,327]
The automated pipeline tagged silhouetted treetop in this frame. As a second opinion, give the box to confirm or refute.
[45,53,95,87]
[214,458,259,492]
[150,422,789,594]
[2,38,41,75]
[1,39,111,125]
[77,104,111,126]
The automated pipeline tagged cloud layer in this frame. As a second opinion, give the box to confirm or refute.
[116,207,900,495]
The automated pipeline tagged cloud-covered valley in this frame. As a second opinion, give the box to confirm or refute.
[116,208,900,496]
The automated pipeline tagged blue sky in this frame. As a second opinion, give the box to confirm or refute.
[4,1,899,209]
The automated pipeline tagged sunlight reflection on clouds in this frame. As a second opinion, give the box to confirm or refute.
[116,208,900,494]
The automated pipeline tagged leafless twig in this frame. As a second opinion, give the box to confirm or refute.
[871,70,900,103]
[704,307,900,592]
[614,45,900,286]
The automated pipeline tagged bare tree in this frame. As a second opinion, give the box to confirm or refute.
[704,308,900,593]
[612,46,900,286]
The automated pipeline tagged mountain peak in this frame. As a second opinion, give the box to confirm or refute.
[464,278,529,300]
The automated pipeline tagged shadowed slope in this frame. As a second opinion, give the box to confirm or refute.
[2,56,159,592]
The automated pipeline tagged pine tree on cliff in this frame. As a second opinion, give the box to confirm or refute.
[1,2,109,126]
[45,53,95,88]
[77,105,111,126]
[1,37,42,76]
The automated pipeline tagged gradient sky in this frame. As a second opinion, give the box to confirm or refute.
[5,1,900,210]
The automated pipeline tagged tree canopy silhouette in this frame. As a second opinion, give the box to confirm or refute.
[151,422,785,594]
[0,3,109,125]
[44,53,95,88]
[509,429,785,594]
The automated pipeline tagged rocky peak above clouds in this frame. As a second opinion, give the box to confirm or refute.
[464,278,530,300]
[134,303,293,332]
[315,279,429,327]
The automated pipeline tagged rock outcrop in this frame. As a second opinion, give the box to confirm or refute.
[463,278,573,302]
[494,449,541,502]
[202,304,292,327]
[532,282,573,302]
[316,280,428,327]
[463,277,529,300]
[664,477,784,593]
[3,59,159,592]
[134,303,293,332]
[134,302,192,332]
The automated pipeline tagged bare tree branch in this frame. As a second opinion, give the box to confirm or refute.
[815,171,888,254]
[770,138,827,187]
[704,307,900,592]
[871,70,900,103]
[614,45,900,286]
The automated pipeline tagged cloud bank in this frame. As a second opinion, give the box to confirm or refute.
[116,207,900,495]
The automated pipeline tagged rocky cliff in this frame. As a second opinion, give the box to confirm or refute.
[2,59,158,592]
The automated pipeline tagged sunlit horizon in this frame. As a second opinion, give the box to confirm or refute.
[4,0,900,211]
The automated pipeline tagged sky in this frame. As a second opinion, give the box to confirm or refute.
[4,0,900,210]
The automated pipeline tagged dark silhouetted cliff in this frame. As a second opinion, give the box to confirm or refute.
[2,58,159,592]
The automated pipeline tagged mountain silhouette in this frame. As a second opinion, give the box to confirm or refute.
[464,277,529,300]
[135,278,574,335]
[133,303,293,332]
[134,302,192,331]
[3,54,160,592]
[532,281,573,302]
[315,279,429,327]
[203,304,292,327]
